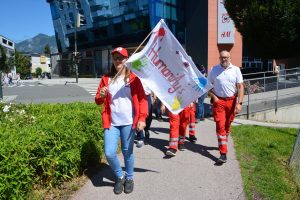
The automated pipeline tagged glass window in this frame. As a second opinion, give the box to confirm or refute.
[171,7,177,20]
[86,50,93,57]
[2,39,7,44]
[164,5,170,19]
[155,2,163,18]
[50,3,60,19]
[113,16,122,24]
[113,23,122,35]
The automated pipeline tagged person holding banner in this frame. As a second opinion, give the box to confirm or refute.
[95,47,148,194]
[208,50,244,164]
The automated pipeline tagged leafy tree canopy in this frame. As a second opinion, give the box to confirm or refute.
[225,0,300,58]
[44,44,51,55]
[15,51,31,78]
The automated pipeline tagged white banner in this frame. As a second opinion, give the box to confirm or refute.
[125,19,212,114]
[218,0,235,44]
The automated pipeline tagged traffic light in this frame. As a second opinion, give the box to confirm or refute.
[73,51,82,63]
[77,13,86,27]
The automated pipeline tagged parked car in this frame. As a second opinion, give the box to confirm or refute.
[41,72,51,79]
[24,74,32,80]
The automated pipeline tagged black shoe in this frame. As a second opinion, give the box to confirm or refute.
[145,130,150,139]
[124,179,134,194]
[114,177,125,195]
[165,148,177,156]
[178,144,185,151]
[200,118,205,121]
[189,135,197,143]
[217,154,227,164]
[158,117,163,122]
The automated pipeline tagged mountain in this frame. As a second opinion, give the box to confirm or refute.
[16,33,58,54]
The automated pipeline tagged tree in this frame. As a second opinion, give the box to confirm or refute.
[44,44,51,55]
[225,0,300,58]
[15,51,31,78]
[35,67,42,77]
[0,45,8,72]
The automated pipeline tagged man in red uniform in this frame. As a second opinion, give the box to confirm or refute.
[208,50,244,164]
[162,103,193,156]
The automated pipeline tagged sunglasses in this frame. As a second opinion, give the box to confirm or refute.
[112,55,126,61]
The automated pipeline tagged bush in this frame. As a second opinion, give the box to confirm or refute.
[0,102,104,199]
[35,67,42,77]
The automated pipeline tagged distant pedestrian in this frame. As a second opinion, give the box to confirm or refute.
[208,50,244,164]
[153,97,163,121]
[136,81,154,146]
[16,73,21,86]
[196,64,208,122]
[95,47,148,194]
[8,72,13,85]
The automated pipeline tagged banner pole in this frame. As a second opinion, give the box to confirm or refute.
[110,29,153,84]
[132,30,153,55]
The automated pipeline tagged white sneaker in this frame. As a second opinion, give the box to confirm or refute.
[136,140,144,148]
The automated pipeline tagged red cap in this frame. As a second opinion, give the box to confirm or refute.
[111,47,128,58]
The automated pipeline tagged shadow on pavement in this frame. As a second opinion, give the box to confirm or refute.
[145,137,169,154]
[150,127,169,135]
[86,163,160,187]
[184,141,219,163]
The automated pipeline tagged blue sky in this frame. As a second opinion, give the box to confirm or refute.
[0,0,55,43]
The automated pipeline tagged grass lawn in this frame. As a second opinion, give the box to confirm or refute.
[231,125,300,200]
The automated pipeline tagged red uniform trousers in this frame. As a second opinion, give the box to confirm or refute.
[213,96,236,154]
[168,107,190,150]
[189,104,196,137]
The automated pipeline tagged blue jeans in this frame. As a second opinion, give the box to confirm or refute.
[104,125,135,180]
[154,98,162,118]
[196,93,207,119]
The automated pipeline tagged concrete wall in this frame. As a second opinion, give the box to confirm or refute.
[237,104,300,124]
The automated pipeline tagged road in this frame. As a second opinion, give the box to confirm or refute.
[2,80,98,103]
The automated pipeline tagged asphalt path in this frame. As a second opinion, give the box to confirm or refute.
[70,118,245,200]
[2,82,93,103]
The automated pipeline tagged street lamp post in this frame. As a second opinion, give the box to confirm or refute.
[73,0,79,83]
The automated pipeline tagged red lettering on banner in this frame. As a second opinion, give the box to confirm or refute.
[221,31,231,38]
[147,32,185,94]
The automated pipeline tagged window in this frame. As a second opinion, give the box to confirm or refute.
[8,41,13,47]
[113,23,122,35]
[85,50,93,57]
[2,39,7,44]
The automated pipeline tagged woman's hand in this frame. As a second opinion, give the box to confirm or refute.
[136,121,146,132]
[100,86,108,98]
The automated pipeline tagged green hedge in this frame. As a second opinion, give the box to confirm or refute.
[0,102,104,199]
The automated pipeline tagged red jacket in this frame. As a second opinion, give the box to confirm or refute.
[95,72,148,129]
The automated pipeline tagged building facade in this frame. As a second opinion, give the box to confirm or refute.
[47,0,242,77]
[0,35,16,76]
[30,54,51,74]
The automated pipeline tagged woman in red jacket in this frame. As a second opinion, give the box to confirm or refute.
[95,47,148,195]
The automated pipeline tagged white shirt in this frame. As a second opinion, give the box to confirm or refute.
[109,76,133,126]
[207,63,243,98]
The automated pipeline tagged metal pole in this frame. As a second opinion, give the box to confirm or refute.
[263,72,266,92]
[275,74,279,112]
[0,71,3,99]
[247,81,250,119]
[284,69,286,89]
[74,0,78,83]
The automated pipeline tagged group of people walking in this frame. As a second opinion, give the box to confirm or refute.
[95,47,244,195]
